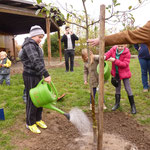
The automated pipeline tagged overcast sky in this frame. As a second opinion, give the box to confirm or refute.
[16,0,150,45]
[51,0,150,26]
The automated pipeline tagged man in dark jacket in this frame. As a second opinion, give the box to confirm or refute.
[61,26,79,72]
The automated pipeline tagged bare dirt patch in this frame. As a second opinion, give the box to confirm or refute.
[10,58,65,75]
[10,57,80,75]
[12,111,80,150]
[11,110,150,150]
[103,111,150,150]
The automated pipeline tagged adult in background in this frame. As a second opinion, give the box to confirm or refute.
[134,44,150,92]
[61,26,79,72]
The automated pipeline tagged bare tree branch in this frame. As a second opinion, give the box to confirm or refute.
[56,0,86,23]
[63,18,86,29]
[89,0,147,26]
[82,0,88,28]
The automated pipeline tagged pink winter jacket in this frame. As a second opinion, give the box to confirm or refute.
[105,46,131,80]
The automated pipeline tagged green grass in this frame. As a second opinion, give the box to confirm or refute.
[0,57,150,149]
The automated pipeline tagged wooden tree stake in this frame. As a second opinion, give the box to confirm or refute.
[46,17,51,63]
[97,4,105,150]
[58,29,62,61]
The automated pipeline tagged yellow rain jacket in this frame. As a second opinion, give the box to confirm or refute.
[0,58,11,74]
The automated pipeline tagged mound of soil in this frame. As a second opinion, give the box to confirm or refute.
[12,111,80,150]
[11,110,150,150]
[103,111,150,150]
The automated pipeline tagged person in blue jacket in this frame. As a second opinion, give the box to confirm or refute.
[134,44,150,92]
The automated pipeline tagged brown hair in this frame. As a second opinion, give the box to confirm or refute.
[65,26,70,30]
[81,48,94,64]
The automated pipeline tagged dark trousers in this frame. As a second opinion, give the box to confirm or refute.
[23,88,27,103]
[23,74,43,125]
[90,87,97,104]
[139,58,150,89]
[64,50,75,71]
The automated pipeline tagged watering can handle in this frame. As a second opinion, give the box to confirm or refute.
[49,81,58,98]
[37,79,44,87]
[37,79,58,98]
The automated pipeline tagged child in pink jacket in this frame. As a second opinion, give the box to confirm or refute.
[104,44,136,114]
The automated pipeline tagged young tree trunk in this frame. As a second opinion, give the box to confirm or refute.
[97,5,105,150]
[83,0,97,144]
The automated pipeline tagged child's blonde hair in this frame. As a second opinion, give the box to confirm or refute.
[81,48,94,64]
[0,51,7,59]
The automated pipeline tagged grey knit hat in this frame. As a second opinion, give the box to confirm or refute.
[29,25,45,37]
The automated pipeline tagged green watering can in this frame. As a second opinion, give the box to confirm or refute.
[29,79,70,120]
[97,61,111,81]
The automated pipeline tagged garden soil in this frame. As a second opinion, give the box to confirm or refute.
[10,58,150,150]
[11,111,150,150]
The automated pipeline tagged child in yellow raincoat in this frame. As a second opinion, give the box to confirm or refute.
[0,51,11,85]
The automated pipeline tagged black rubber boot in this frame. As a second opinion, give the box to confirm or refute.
[112,94,120,111]
[128,95,136,114]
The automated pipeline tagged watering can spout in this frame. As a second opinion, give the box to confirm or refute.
[64,113,70,120]
[44,103,65,115]
[44,104,70,120]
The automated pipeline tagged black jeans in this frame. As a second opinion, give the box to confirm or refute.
[23,74,43,125]
[64,50,75,71]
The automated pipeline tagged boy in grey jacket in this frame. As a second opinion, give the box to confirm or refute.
[20,25,51,134]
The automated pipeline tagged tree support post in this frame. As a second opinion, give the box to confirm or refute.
[97,4,105,150]
[58,29,62,61]
[12,36,16,60]
[46,17,51,63]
